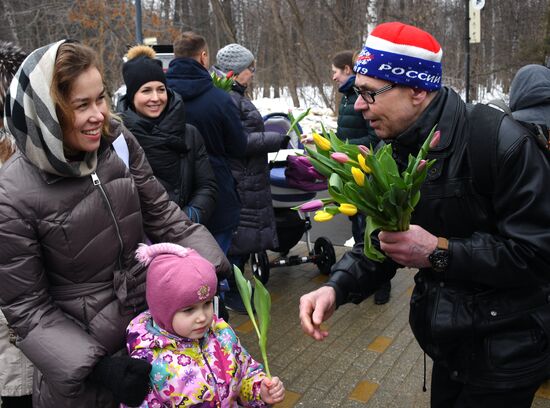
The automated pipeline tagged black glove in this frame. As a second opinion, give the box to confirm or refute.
[90,356,151,406]
[280,135,291,149]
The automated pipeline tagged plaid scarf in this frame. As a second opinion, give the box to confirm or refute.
[4,40,99,177]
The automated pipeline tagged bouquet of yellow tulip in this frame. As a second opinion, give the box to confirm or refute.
[296,125,439,262]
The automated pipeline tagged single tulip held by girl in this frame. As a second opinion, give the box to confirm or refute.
[233,266,272,377]
[296,125,440,262]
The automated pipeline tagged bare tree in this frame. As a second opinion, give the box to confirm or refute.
[3,0,550,105]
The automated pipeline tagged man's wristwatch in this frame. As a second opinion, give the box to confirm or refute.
[428,237,449,272]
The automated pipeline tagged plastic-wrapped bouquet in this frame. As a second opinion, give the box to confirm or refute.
[296,125,439,262]
[210,70,234,91]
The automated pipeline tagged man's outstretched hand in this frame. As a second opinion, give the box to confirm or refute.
[299,286,336,341]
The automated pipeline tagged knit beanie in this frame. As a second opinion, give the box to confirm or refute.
[354,22,443,91]
[136,243,218,335]
[215,43,254,74]
[122,45,166,107]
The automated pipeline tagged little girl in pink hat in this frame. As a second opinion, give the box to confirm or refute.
[123,242,285,407]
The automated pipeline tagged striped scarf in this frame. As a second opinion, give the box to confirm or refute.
[4,40,99,177]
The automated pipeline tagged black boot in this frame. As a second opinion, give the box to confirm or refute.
[374,281,391,305]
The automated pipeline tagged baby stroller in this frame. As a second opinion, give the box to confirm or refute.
[249,113,336,284]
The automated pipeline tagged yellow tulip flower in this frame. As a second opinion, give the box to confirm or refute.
[351,167,365,186]
[314,210,333,222]
[312,132,332,151]
[357,154,372,173]
[339,203,358,216]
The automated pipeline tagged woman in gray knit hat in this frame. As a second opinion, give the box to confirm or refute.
[214,43,289,313]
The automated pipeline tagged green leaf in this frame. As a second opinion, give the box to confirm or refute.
[301,152,333,178]
[328,173,351,204]
[325,125,345,150]
[253,276,272,378]
[377,148,400,178]
[233,266,260,338]
[304,147,349,179]
[365,147,390,190]
[287,108,311,137]
[287,111,295,123]
[363,216,386,262]
[343,181,380,216]
[411,190,421,207]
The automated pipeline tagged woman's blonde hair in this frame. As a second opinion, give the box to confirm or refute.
[51,42,110,137]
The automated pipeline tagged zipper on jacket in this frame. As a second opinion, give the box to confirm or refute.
[90,172,124,270]
[200,337,221,407]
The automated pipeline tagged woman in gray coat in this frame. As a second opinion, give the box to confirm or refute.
[214,44,288,312]
[0,40,230,408]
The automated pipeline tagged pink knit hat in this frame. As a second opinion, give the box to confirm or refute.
[136,243,217,334]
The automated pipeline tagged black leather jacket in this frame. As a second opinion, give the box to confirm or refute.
[327,87,550,388]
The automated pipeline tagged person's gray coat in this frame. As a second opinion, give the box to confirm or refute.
[227,82,286,256]
[0,118,230,407]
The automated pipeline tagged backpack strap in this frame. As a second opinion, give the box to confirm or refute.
[467,103,507,195]
[515,120,550,157]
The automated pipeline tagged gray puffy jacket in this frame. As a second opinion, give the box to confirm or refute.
[227,83,285,255]
[0,119,230,407]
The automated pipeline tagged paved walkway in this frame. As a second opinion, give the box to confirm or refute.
[228,242,550,408]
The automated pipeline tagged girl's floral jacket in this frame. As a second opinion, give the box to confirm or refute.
[124,312,267,407]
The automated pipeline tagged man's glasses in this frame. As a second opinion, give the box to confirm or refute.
[353,83,396,104]
[248,66,256,73]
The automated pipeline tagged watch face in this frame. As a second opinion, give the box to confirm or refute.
[429,249,449,272]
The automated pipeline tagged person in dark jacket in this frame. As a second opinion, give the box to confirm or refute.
[331,50,390,304]
[299,22,550,408]
[166,32,247,254]
[0,40,230,408]
[214,43,288,313]
[118,45,217,225]
[509,64,550,127]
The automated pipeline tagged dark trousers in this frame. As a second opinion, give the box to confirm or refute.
[431,362,541,408]
[1,396,33,408]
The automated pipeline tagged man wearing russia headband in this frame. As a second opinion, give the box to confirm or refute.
[300,22,550,407]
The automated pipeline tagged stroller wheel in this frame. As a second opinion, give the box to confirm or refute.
[250,251,270,284]
[314,237,336,275]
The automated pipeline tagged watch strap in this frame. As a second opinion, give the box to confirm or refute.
[437,237,449,250]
